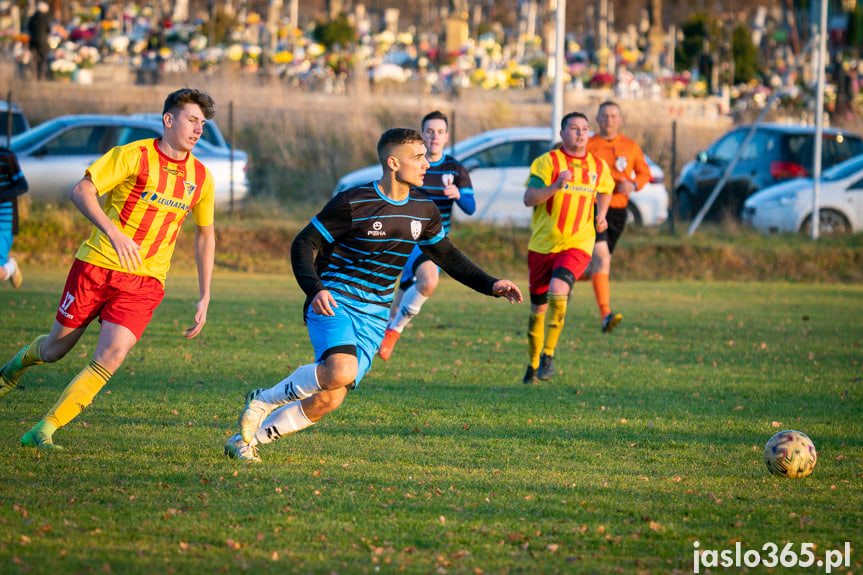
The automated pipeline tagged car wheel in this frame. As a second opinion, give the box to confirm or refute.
[800,209,851,236]
[676,188,694,220]
[625,203,642,226]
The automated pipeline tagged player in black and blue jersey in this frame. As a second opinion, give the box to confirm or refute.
[225,128,522,462]
[378,110,476,360]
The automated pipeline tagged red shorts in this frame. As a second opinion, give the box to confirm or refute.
[528,248,591,296]
[55,259,165,340]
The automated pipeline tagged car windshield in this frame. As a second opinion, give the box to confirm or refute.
[821,154,863,181]
[450,132,501,156]
[786,133,863,169]
[10,119,73,151]
[0,113,28,137]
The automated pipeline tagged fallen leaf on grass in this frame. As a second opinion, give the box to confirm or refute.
[648,521,665,532]
[225,539,242,550]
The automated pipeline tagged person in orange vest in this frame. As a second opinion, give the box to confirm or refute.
[586,101,651,333]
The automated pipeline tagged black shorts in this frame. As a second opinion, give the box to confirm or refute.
[595,206,628,254]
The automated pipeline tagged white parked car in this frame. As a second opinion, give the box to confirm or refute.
[742,153,863,235]
[10,114,249,207]
[333,127,669,227]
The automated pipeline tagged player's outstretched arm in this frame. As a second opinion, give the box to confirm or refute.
[422,238,522,302]
[492,280,523,304]
[186,223,215,340]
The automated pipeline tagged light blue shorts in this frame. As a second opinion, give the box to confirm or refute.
[0,202,12,266]
[305,302,387,386]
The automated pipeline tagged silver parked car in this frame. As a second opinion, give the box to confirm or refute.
[742,153,863,236]
[10,114,249,206]
[333,126,668,227]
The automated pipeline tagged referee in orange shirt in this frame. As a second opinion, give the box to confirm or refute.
[586,101,651,333]
[0,88,217,449]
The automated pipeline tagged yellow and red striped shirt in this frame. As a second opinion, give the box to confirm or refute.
[75,138,215,283]
[527,148,614,255]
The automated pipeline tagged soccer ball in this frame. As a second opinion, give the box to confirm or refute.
[764,430,817,478]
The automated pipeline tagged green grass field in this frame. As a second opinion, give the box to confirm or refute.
[1,270,861,574]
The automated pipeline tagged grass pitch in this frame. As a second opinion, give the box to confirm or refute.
[0,271,860,574]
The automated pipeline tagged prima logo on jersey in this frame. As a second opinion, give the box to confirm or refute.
[58,292,75,319]
[367,221,386,237]
[615,156,628,172]
[141,190,191,211]
[410,220,422,240]
[161,165,185,177]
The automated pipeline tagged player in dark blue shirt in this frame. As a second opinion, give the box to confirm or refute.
[225,128,522,462]
[0,148,26,288]
[378,111,476,360]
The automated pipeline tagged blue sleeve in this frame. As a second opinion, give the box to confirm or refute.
[454,161,475,215]
[455,190,476,215]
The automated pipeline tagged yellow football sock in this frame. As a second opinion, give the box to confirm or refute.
[527,311,546,369]
[22,334,49,367]
[43,360,113,429]
[543,294,568,356]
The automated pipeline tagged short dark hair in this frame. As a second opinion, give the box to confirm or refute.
[377,128,424,165]
[597,100,621,115]
[561,111,589,131]
[162,88,215,120]
[421,110,448,131]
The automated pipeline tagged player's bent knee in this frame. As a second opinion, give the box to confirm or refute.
[40,339,76,364]
[318,357,359,390]
[417,279,438,297]
[416,273,439,296]
[551,267,576,289]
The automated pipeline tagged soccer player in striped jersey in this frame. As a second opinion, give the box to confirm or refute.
[225,128,521,462]
[522,112,614,385]
[0,89,217,449]
[586,101,650,333]
[378,111,476,361]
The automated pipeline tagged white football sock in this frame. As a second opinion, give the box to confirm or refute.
[255,401,313,444]
[257,363,321,405]
[388,285,428,333]
[3,259,17,277]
